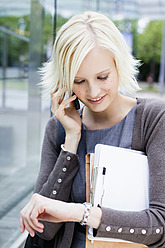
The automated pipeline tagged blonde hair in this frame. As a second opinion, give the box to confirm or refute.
[39,11,140,97]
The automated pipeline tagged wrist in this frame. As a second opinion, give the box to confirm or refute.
[68,203,102,229]
[68,203,85,222]
[64,133,81,154]
[87,206,102,229]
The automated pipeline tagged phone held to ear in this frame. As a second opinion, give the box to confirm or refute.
[72,93,80,110]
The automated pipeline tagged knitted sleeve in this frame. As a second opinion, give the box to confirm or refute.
[34,116,80,240]
[96,98,165,248]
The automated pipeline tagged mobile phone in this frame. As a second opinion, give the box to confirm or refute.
[72,93,80,110]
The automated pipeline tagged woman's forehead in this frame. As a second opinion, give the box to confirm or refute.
[75,47,114,77]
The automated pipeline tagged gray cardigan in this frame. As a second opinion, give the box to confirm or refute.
[34,98,165,248]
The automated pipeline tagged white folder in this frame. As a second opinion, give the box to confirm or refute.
[92,144,149,211]
[87,144,149,243]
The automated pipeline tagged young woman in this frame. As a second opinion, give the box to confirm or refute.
[20,11,165,248]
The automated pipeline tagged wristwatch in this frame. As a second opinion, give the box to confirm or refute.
[80,202,92,226]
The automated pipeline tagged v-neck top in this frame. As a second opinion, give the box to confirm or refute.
[72,103,137,204]
[70,104,137,248]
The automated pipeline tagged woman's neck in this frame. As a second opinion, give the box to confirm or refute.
[82,94,137,130]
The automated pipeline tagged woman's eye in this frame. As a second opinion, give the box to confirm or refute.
[98,75,109,80]
[74,80,85,84]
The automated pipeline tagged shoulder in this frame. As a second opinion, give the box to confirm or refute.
[136,97,165,121]
[132,98,165,151]
[137,97,165,112]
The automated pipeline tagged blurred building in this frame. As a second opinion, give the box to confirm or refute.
[1,0,165,19]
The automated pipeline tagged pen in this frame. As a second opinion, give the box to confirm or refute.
[100,167,106,205]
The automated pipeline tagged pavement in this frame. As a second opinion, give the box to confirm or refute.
[0,77,50,247]
[136,90,165,100]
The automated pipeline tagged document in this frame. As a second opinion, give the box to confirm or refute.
[91,144,149,211]
[86,144,149,244]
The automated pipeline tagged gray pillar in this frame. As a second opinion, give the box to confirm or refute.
[2,27,8,109]
[159,21,165,96]
[26,0,44,166]
[96,0,100,11]
[53,0,57,44]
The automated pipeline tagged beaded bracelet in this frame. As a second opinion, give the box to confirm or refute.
[80,202,92,226]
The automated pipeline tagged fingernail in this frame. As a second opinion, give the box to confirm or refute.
[30,232,34,237]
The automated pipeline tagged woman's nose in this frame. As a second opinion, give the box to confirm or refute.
[87,81,101,98]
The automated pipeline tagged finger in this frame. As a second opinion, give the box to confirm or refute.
[50,87,58,98]
[27,212,44,233]
[51,88,67,113]
[54,94,77,120]
[24,219,35,237]
[20,216,25,233]
[20,208,43,234]
[30,207,44,230]
[58,94,77,110]
[20,205,31,233]
[24,214,44,234]
[51,88,66,103]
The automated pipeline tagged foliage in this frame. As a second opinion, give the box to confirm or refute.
[0,14,68,67]
[137,20,163,81]
[114,19,138,57]
[137,20,163,64]
[2,10,163,82]
[0,16,30,66]
[113,19,163,81]
[43,14,68,44]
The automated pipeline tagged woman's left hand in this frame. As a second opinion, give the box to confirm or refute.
[20,193,84,237]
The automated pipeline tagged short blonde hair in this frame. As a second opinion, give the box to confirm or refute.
[39,11,140,97]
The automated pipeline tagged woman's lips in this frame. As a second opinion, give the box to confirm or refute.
[88,95,106,104]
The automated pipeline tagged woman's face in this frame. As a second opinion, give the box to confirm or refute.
[73,46,120,113]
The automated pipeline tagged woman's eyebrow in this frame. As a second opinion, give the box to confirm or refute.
[74,77,84,80]
[75,68,111,79]
[95,68,111,75]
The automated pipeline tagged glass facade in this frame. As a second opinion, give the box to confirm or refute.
[0,1,51,247]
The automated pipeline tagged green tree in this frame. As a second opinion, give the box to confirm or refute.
[137,20,163,81]
[0,14,68,67]
[43,13,68,44]
[42,14,68,60]
[0,16,30,66]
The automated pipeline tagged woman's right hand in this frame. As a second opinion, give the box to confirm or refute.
[51,89,82,154]
[20,194,102,237]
